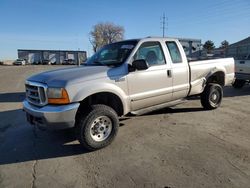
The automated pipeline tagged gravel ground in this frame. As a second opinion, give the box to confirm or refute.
[0,65,250,188]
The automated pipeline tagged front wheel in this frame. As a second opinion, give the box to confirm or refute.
[75,104,119,151]
[200,83,223,110]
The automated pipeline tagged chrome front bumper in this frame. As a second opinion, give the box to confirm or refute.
[23,100,80,130]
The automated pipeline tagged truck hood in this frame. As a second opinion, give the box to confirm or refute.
[28,66,111,87]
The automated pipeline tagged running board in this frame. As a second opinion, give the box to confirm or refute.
[130,99,187,116]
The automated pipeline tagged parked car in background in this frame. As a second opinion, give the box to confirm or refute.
[232,54,250,88]
[13,59,26,65]
[42,60,51,65]
[62,59,76,65]
[0,61,3,65]
[32,61,41,65]
[23,37,235,151]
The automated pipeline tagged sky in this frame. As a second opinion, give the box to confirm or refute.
[0,0,250,59]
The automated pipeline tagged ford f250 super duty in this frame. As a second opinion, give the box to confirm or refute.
[23,37,235,150]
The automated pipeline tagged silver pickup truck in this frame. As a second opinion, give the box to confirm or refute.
[23,37,235,150]
[232,54,250,88]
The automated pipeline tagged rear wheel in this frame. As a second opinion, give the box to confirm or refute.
[75,104,119,151]
[200,83,223,110]
[232,79,245,89]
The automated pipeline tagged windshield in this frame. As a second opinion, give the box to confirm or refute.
[85,40,138,66]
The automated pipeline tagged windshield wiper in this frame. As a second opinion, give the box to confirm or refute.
[83,61,105,66]
[84,61,123,67]
[105,60,123,66]
[93,61,105,65]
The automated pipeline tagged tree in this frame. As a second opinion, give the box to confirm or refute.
[89,22,125,52]
[220,40,229,49]
[203,40,215,53]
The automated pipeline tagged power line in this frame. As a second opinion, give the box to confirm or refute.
[168,0,250,27]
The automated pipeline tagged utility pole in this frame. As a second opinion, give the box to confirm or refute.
[161,13,168,37]
[77,48,80,67]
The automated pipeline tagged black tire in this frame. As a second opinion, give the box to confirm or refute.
[200,83,223,110]
[75,104,119,151]
[232,79,245,89]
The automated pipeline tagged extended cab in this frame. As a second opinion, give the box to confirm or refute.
[232,54,250,88]
[23,37,235,150]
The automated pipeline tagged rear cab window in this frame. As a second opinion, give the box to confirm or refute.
[166,41,182,63]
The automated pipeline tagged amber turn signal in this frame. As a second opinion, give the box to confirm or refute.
[48,88,70,104]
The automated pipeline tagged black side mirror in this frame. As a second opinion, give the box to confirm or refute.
[130,59,148,71]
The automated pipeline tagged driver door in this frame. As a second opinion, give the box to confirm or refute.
[127,41,173,111]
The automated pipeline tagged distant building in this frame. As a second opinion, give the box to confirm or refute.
[226,36,250,59]
[18,49,87,64]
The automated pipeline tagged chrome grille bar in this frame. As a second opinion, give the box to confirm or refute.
[25,81,48,106]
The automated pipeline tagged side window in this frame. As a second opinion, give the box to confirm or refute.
[134,42,166,66]
[166,42,182,63]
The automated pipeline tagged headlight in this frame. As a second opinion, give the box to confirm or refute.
[47,88,70,104]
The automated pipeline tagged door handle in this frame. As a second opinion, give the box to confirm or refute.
[167,70,172,77]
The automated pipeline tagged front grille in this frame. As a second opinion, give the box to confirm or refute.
[25,81,47,106]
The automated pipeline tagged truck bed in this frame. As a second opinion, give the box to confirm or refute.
[188,58,235,96]
[188,57,225,62]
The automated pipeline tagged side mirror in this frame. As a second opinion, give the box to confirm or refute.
[131,59,149,71]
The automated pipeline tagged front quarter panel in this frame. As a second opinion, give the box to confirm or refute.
[66,78,130,115]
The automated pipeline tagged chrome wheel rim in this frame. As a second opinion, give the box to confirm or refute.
[90,116,112,142]
[210,90,220,105]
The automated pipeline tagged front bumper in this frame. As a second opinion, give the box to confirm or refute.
[23,100,80,130]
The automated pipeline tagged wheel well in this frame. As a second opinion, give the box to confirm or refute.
[206,71,225,86]
[78,92,124,116]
